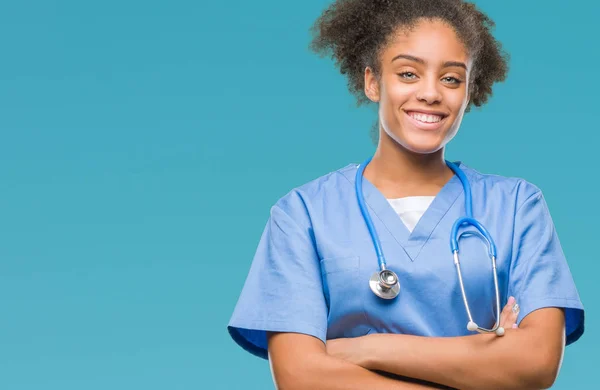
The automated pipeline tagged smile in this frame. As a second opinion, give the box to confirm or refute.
[405,110,448,130]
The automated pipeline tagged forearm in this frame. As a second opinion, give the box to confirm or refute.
[360,330,560,390]
[268,332,449,390]
[271,350,450,390]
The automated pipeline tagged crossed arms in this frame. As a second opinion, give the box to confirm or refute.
[267,307,565,390]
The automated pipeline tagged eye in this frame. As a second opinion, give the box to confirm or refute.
[398,72,417,80]
[442,76,462,84]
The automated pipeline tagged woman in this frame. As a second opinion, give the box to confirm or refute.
[228,0,585,388]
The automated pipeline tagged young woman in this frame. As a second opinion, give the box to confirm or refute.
[228,1,585,388]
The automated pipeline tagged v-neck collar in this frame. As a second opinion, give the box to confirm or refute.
[341,161,468,262]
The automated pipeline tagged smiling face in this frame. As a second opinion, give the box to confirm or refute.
[365,18,472,155]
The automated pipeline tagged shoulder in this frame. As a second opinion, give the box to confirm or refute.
[459,162,542,206]
[273,163,358,220]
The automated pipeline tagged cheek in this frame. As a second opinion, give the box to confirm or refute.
[380,83,412,120]
[449,86,469,111]
[386,81,413,104]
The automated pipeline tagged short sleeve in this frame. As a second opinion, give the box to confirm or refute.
[508,189,584,345]
[227,199,328,359]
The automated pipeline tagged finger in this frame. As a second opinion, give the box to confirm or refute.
[501,297,520,329]
[499,296,516,328]
[510,301,520,329]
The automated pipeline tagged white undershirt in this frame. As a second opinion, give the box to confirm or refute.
[387,196,435,232]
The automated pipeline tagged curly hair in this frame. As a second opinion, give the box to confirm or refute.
[309,0,509,111]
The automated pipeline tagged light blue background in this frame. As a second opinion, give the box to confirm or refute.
[0,0,596,389]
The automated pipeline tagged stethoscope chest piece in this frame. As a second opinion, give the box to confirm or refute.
[369,269,400,299]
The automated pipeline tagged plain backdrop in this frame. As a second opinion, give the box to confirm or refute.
[0,1,597,389]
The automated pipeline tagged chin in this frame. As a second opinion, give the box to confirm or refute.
[382,116,456,155]
[385,130,447,155]
[402,142,444,155]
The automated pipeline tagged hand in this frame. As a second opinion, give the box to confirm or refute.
[499,296,520,330]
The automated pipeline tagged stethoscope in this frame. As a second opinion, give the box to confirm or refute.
[355,157,505,336]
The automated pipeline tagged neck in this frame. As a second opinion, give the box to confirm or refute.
[363,134,455,198]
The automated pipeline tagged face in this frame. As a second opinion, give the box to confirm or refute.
[365,18,472,155]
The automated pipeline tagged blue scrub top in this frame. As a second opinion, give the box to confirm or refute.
[228,162,585,359]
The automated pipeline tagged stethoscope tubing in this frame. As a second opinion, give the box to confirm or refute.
[355,156,388,270]
[356,157,504,335]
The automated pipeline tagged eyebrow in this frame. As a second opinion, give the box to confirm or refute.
[391,54,468,70]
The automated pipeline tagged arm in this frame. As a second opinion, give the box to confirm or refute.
[268,332,454,390]
[326,188,582,390]
[330,308,565,390]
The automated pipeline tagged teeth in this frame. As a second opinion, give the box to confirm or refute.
[409,112,443,123]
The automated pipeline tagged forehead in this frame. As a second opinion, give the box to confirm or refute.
[381,19,470,65]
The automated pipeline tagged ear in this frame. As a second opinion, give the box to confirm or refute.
[364,67,380,103]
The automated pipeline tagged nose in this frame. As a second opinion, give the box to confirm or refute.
[416,77,442,105]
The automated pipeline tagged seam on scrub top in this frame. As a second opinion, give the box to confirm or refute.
[523,297,582,303]
[509,187,541,295]
[516,297,584,324]
[272,203,319,251]
[514,188,542,215]
[408,164,474,260]
[512,190,546,299]
[412,182,464,261]
[357,255,376,334]
[336,170,411,260]
[336,169,365,200]
[234,319,327,334]
[272,203,331,324]
[287,182,339,260]
[320,255,372,333]
[506,182,524,302]
[343,164,461,262]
